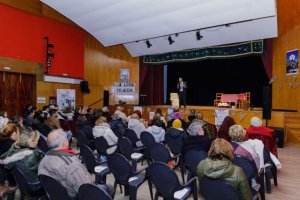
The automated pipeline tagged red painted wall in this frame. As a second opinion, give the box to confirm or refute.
[0,3,84,78]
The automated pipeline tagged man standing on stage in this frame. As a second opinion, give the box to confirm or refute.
[177,77,187,108]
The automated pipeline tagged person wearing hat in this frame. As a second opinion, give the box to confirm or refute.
[181,119,211,155]
[245,117,278,157]
[165,119,187,146]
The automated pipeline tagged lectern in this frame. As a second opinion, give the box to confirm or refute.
[170,93,179,108]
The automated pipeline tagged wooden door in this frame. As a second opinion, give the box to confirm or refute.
[0,72,36,118]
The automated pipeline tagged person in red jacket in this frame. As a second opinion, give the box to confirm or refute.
[245,117,278,157]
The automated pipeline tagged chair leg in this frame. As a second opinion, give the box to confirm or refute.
[128,185,137,200]
[272,166,278,186]
[192,179,198,200]
[154,192,159,200]
[124,185,129,196]
[265,170,272,194]
[259,172,265,200]
[147,180,153,200]
[132,159,137,172]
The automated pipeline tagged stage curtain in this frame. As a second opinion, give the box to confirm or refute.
[261,39,273,80]
[143,40,264,64]
[139,57,164,105]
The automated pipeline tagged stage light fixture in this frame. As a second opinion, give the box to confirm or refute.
[196,31,203,41]
[168,36,174,45]
[146,40,152,48]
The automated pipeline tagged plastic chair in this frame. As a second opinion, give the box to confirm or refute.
[94,136,118,157]
[140,131,156,165]
[233,155,265,200]
[77,130,95,150]
[148,162,197,200]
[107,153,152,200]
[119,137,144,171]
[78,183,112,200]
[125,129,142,148]
[200,176,241,200]
[80,145,110,184]
[11,166,46,200]
[183,150,207,180]
[39,174,72,200]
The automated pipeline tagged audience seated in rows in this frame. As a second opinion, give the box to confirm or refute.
[109,114,126,136]
[38,129,114,198]
[93,117,118,154]
[197,138,253,200]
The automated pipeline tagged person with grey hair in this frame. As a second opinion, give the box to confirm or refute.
[38,129,114,198]
[181,120,211,155]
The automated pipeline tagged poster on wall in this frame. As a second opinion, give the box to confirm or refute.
[286,49,299,75]
[57,89,76,111]
[120,69,129,82]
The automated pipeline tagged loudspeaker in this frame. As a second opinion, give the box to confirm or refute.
[262,86,272,120]
[80,81,90,93]
[103,90,109,107]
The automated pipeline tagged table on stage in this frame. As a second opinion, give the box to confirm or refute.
[220,94,246,105]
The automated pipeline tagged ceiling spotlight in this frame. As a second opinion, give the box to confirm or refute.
[196,31,203,41]
[168,36,174,45]
[146,40,152,48]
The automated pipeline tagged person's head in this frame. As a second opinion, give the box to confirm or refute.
[208,138,234,161]
[250,117,263,127]
[172,119,182,129]
[95,116,107,125]
[117,106,124,111]
[42,106,49,112]
[134,110,142,119]
[179,77,183,82]
[49,109,58,118]
[131,113,140,120]
[195,112,204,120]
[173,112,181,119]
[0,124,19,141]
[155,108,163,116]
[111,114,120,121]
[47,129,69,149]
[0,110,8,118]
[102,106,109,113]
[229,125,246,142]
[187,119,205,136]
[12,115,23,126]
[18,129,40,148]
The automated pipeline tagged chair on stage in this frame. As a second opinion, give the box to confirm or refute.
[237,92,251,110]
[213,93,223,107]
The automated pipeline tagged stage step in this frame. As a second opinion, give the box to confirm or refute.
[284,112,300,145]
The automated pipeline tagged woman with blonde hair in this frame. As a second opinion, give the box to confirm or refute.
[197,138,252,200]
[0,129,44,185]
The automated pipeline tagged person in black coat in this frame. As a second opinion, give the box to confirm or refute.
[182,119,211,155]
[177,77,187,108]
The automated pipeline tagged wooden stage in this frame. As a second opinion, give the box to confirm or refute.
[110,105,285,129]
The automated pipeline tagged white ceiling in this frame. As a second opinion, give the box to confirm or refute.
[41,0,277,57]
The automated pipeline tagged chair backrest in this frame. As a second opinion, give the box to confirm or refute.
[140,131,156,148]
[107,153,132,185]
[149,143,171,164]
[80,145,96,173]
[38,136,49,153]
[125,129,139,147]
[200,176,241,200]
[111,127,123,139]
[11,166,38,193]
[94,136,110,156]
[232,155,257,184]
[184,150,207,176]
[77,130,89,147]
[203,123,218,140]
[78,183,111,200]
[39,174,71,200]
[119,137,134,160]
[148,162,181,199]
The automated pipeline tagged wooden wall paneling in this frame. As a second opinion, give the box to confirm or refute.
[36,81,83,110]
[84,34,139,107]
[273,0,300,112]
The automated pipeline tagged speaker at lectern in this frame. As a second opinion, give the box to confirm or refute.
[170,93,179,108]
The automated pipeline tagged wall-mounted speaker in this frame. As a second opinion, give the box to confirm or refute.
[262,86,272,120]
[103,90,109,107]
[80,81,90,93]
